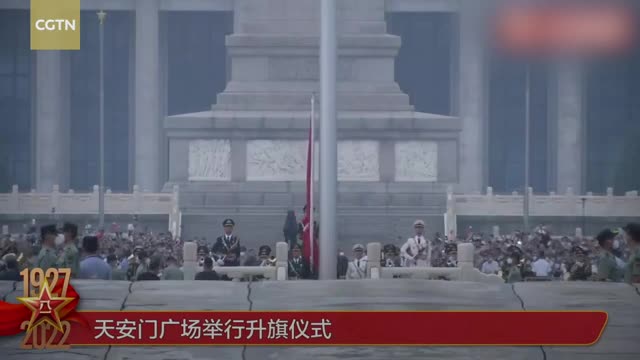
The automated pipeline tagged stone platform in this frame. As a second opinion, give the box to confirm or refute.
[1,280,639,360]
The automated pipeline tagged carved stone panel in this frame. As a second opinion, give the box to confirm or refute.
[188,140,231,181]
[246,140,380,181]
[338,140,379,181]
[395,141,438,182]
[246,140,307,181]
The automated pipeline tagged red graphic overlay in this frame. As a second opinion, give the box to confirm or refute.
[60,311,607,346]
[495,2,636,55]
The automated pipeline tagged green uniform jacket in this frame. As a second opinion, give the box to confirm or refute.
[596,251,623,282]
[57,243,80,277]
[37,246,58,272]
[162,267,184,280]
[111,268,128,281]
[624,248,640,284]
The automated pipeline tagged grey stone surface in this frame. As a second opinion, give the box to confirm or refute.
[1,280,637,359]
[513,282,640,360]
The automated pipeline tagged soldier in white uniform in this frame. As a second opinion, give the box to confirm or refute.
[346,244,368,279]
[400,220,432,267]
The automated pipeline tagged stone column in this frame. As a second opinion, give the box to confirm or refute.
[35,51,68,192]
[134,0,161,191]
[457,0,486,193]
[556,64,583,194]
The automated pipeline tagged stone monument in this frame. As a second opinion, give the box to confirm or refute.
[165,0,461,246]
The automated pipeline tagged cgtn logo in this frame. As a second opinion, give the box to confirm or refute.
[30,0,80,50]
[34,19,77,32]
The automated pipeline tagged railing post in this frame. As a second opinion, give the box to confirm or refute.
[366,242,381,279]
[51,184,60,215]
[92,185,99,215]
[276,241,289,281]
[133,185,142,215]
[492,225,500,238]
[445,185,457,239]
[169,184,180,238]
[9,185,19,212]
[457,243,474,281]
[183,241,198,280]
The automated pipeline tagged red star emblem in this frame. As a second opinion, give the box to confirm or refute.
[17,279,73,333]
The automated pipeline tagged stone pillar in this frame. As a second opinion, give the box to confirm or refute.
[457,0,486,193]
[366,242,381,279]
[276,241,289,281]
[556,64,583,194]
[134,0,161,192]
[183,241,198,280]
[35,51,69,192]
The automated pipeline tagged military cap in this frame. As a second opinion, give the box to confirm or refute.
[291,243,302,250]
[596,228,618,246]
[623,223,640,242]
[40,224,59,238]
[259,245,272,256]
[572,245,588,255]
[445,243,457,254]
[222,218,235,227]
[383,244,396,254]
[352,243,365,251]
[413,219,425,227]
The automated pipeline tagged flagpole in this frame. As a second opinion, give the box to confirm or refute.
[319,0,337,280]
[309,94,315,271]
[97,10,107,230]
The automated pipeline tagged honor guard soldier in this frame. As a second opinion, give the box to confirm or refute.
[382,244,401,268]
[212,219,240,258]
[259,245,275,266]
[288,243,310,280]
[38,224,59,272]
[505,245,523,283]
[57,222,80,277]
[595,228,624,282]
[400,220,432,267]
[346,244,367,279]
[568,245,592,281]
[623,223,640,284]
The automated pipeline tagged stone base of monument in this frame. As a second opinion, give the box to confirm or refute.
[165,108,460,247]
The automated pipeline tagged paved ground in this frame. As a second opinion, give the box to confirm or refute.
[1,279,639,360]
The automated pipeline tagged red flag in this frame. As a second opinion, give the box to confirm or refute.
[303,119,319,276]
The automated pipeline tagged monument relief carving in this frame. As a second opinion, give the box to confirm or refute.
[246,140,380,181]
[188,140,231,181]
[338,140,379,181]
[395,141,438,182]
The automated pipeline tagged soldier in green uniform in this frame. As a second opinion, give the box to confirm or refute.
[288,243,310,280]
[623,223,640,284]
[595,228,624,282]
[37,224,59,271]
[107,254,127,280]
[162,256,184,280]
[568,246,592,281]
[57,223,80,277]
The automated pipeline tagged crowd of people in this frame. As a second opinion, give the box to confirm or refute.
[0,215,639,284]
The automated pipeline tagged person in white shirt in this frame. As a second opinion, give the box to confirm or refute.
[346,244,368,279]
[531,251,552,277]
[481,257,500,274]
[400,220,432,267]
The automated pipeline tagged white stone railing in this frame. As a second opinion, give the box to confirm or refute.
[182,241,501,283]
[444,186,640,237]
[0,184,182,237]
[367,242,503,283]
[182,241,289,281]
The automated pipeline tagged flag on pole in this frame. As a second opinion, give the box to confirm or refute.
[302,102,319,276]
